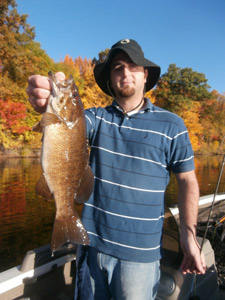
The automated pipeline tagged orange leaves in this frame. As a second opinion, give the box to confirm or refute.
[64,54,75,67]
[180,102,203,151]
[145,90,156,104]
[73,56,111,109]
[0,98,30,134]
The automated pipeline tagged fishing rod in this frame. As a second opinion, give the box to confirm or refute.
[200,154,225,252]
[188,154,225,300]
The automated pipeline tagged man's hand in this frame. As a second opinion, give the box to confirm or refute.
[180,231,206,274]
[26,72,65,113]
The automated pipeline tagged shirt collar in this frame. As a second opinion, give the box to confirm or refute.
[112,97,153,115]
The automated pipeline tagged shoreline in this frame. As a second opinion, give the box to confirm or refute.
[0,149,41,159]
[0,150,224,159]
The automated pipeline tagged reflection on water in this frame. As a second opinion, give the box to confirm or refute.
[0,156,225,272]
[0,158,54,272]
[165,155,225,206]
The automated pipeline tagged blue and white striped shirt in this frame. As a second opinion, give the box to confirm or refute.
[82,98,195,262]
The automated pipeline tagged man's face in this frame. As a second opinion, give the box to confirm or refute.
[110,52,148,99]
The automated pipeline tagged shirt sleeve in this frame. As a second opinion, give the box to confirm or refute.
[85,108,97,144]
[169,118,195,174]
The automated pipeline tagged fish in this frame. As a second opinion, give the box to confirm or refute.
[34,71,93,253]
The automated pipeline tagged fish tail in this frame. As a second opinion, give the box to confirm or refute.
[51,213,90,253]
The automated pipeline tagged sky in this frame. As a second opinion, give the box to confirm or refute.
[16,0,225,94]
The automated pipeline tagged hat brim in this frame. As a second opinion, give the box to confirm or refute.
[94,48,161,96]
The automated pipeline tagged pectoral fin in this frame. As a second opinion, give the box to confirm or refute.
[32,122,43,133]
[36,174,54,201]
[33,113,61,132]
[75,166,94,203]
[40,112,61,127]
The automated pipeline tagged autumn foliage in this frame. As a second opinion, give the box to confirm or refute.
[0,99,29,133]
[0,1,224,154]
[153,64,225,153]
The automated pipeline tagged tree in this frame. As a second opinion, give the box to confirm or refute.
[200,91,225,153]
[0,0,55,151]
[152,64,216,151]
[54,54,84,92]
[92,49,110,65]
[0,1,54,88]
[0,98,30,149]
[153,64,212,114]
[75,55,111,109]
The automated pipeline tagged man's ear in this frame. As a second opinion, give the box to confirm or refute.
[144,68,148,83]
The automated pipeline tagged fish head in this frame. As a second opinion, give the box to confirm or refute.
[48,71,82,126]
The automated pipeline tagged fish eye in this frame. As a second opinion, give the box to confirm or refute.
[73,92,79,98]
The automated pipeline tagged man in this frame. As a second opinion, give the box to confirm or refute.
[27,39,206,300]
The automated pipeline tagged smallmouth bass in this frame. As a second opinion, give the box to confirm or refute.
[34,71,93,253]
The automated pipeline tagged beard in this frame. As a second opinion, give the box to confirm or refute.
[117,86,135,98]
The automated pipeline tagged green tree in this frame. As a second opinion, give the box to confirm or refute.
[153,64,212,114]
[92,48,110,65]
[153,64,215,152]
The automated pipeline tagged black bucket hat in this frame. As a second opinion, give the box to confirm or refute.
[94,39,161,96]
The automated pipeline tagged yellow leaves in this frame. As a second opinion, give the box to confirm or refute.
[145,90,156,104]
[74,56,111,109]
[179,102,203,152]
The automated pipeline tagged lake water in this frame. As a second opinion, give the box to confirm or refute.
[0,155,225,272]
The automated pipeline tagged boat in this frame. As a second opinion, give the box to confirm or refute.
[0,193,225,300]
[158,193,225,300]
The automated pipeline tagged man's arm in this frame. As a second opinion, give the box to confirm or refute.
[175,170,206,274]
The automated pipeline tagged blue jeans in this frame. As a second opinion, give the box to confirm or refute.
[87,247,160,300]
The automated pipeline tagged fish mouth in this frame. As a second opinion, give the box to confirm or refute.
[47,71,78,119]
[48,71,74,94]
